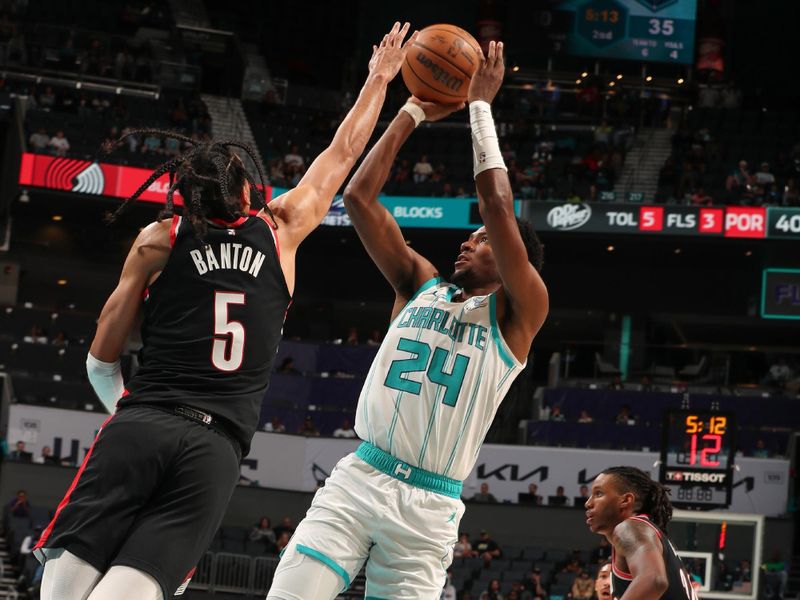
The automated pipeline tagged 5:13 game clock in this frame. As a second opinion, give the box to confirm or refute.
[659,410,736,509]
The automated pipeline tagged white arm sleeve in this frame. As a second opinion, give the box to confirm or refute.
[86,352,124,414]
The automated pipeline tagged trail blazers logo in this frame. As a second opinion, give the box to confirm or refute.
[43,158,105,195]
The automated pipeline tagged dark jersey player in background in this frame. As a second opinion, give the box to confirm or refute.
[585,466,699,600]
[33,22,418,600]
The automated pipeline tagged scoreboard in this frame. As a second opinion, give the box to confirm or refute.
[556,0,697,64]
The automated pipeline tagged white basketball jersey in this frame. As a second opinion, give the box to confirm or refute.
[355,278,526,481]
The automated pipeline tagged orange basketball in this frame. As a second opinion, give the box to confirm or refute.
[401,24,482,104]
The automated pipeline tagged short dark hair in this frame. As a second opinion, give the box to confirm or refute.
[516,217,544,272]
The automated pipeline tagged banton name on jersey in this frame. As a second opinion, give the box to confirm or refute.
[189,243,267,278]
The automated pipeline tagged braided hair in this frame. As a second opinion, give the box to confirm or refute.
[104,129,276,241]
[601,466,673,532]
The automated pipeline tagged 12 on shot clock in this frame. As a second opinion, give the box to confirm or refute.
[659,410,736,509]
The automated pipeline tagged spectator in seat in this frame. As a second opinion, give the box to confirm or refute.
[333,419,356,438]
[51,331,68,347]
[283,144,305,170]
[34,446,58,465]
[473,530,502,567]
[549,405,565,422]
[752,439,770,458]
[479,578,503,600]
[39,86,56,109]
[550,486,569,506]
[275,531,291,554]
[691,186,713,206]
[23,325,48,344]
[297,415,320,437]
[454,532,474,558]
[29,128,49,151]
[726,160,752,202]
[366,329,383,346]
[562,556,582,576]
[571,570,594,599]
[754,162,776,193]
[264,416,286,433]
[141,132,162,154]
[782,178,799,206]
[48,131,70,157]
[590,537,612,564]
[273,516,295,540]
[277,357,299,374]
[471,482,498,503]
[521,568,547,600]
[523,482,543,505]
[577,409,593,424]
[0,433,7,461]
[413,154,433,183]
[577,485,590,503]
[615,404,635,425]
[249,516,277,551]
[761,358,793,388]
[9,441,32,462]
[392,158,410,184]
[8,489,31,517]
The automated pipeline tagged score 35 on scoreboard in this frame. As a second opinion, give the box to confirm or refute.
[659,410,736,509]
[556,0,697,64]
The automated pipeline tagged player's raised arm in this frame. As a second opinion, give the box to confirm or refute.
[343,97,463,300]
[468,41,548,357]
[266,22,417,254]
[611,519,669,599]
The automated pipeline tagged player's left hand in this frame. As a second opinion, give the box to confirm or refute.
[468,40,505,105]
[408,96,465,122]
[368,22,419,81]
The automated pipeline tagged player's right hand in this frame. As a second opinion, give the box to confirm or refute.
[368,22,418,80]
[408,96,465,122]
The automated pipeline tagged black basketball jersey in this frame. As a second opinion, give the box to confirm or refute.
[120,214,291,455]
[611,515,698,600]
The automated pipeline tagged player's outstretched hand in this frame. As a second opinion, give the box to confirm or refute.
[468,40,505,105]
[368,22,418,80]
[408,96,465,122]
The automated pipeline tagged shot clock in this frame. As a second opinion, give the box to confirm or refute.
[659,410,736,509]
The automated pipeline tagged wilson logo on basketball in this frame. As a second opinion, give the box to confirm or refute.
[546,203,592,231]
[43,158,105,195]
[414,52,465,92]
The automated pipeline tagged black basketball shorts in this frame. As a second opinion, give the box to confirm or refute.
[33,404,241,597]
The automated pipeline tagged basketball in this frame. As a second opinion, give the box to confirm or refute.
[401,24,482,104]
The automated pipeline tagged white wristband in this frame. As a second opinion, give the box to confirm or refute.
[399,102,426,128]
[86,352,125,414]
[469,100,506,178]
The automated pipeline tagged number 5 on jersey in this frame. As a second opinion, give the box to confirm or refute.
[384,337,470,407]
[212,291,246,371]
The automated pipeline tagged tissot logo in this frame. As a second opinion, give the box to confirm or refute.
[546,203,591,230]
[476,464,549,482]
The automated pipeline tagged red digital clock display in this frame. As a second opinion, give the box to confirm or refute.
[659,410,736,508]
[685,415,727,467]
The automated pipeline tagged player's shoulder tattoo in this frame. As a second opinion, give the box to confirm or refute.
[612,518,659,557]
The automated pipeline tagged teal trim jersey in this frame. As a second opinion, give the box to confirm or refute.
[355,280,526,480]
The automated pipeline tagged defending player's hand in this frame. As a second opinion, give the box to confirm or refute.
[468,40,505,104]
[407,96,465,122]
[368,22,418,80]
